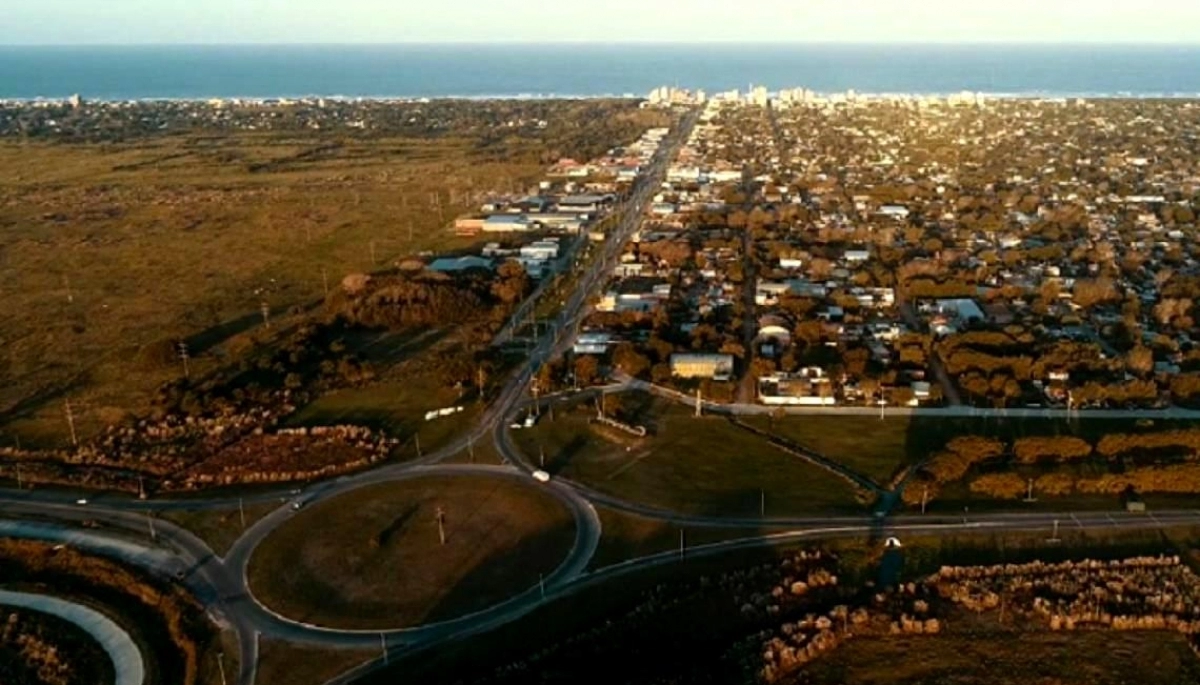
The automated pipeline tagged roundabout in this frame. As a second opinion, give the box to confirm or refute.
[237,465,601,633]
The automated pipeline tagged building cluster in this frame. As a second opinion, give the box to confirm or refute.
[646,84,993,110]
[0,97,596,139]
[585,93,1200,410]
[434,128,668,280]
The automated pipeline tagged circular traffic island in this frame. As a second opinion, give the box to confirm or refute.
[247,474,577,630]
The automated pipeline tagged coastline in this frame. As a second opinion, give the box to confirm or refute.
[4,91,1200,105]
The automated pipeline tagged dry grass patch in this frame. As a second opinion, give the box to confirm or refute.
[247,474,575,630]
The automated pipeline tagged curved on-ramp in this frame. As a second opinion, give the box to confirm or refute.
[0,589,145,685]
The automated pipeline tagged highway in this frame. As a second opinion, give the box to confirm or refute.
[3,105,1200,685]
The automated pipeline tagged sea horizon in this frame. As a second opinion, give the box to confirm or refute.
[3,43,1200,101]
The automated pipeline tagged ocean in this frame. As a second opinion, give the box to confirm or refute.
[2,44,1200,101]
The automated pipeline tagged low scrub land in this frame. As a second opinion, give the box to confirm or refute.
[0,607,114,685]
[800,628,1198,685]
[0,539,217,685]
[247,474,575,629]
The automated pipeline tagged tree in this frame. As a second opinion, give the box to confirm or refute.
[970,473,1027,499]
[1126,345,1155,377]
[610,343,651,379]
[1071,277,1119,309]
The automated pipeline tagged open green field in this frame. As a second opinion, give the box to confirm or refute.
[750,414,919,485]
[803,630,1200,685]
[246,475,575,629]
[514,394,868,518]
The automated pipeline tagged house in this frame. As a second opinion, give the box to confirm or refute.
[758,369,836,406]
[670,353,734,381]
[574,331,615,355]
[877,205,910,219]
[779,256,804,270]
[557,194,613,214]
[520,241,559,261]
[756,280,792,306]
[844,249,871,262]
[483,214,532,232]
[428,256,493,273]
[453,217,485,236]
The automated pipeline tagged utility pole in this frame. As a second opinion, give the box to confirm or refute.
[260,301,270,328]
[695,387,702,417]
[1048,519,1061,544]
[177,342,190,380]
[414,432,422,457]
[679,529,686,559]
[238,497,246,529]
[468,435,475,463]
[138,475,146,500]
[921,485,929,515]
[760,489,765,517]
[217,652,228,685]
[64,398,78,447]
[436,506,447,546]
[380,633,388,665]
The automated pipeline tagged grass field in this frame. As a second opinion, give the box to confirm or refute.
[158,502,280,557]
[285,376,480,460]
[513,395,868,518]
[246,475,575,629]
[0,135,536,447]
[802,630,1200,685]
[254,641,375,685]
[590,507,782,569]
[750,415,919,485]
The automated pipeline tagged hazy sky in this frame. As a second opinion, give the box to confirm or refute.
[6,0,1200,45]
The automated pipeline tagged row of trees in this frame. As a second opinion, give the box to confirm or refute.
[911,427,1200,505]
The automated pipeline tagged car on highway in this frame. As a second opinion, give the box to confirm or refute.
[532,470,551,483]
[290,500,305,511]
[75,498,88,505]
